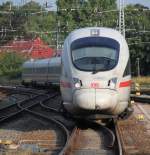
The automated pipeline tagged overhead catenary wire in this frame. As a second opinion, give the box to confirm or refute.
[0,1,149,48]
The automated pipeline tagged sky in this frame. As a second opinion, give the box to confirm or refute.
[0,0,150,9]
[125,0,150,8]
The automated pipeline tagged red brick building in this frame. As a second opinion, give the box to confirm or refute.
[0,37,54,59]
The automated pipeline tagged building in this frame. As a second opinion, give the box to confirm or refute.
[0,37,54,59]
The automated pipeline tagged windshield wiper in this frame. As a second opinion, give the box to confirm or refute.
[92,69,103,74]
[92,63,101,74]
[91,57,97,74]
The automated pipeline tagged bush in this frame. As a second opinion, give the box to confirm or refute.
[0,52,25,79]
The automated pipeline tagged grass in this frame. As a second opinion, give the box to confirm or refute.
[132,76,150,85]
[132,76,150,84]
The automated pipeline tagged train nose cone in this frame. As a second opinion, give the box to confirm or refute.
[73,89,95,110]
[95,89,118,111]
[73,89,118,111]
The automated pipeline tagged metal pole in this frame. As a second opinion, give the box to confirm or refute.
[137,58,140,77]
[56,5,59,50]
[56,21,60,50]
[119,0,125,37]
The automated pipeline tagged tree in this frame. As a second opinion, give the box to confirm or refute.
[57,0,117,43]
[0,52,25,78]
[57,1,150,75]
[0,1,149,75]
[125,4,150,76]
[0,1,57,45]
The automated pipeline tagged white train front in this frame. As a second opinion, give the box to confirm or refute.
[22,27,131,117]
[60,27,131,116]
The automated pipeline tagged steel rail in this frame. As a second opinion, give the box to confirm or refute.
[59,127,78,155]
[26,109,70,147]
[0,94,39,120]
[40,100,60,113]
[99,124,115,148]
[114,120,123,155]
[0,85,48,95]
[59,119,116,155]
[0,91,57,123]
[0,91,69,155]
[0,85,125,154]
[131,94,150,103]
[89,121,116,148]
[17,92,70,155]
[17,94,49,109]
[17,92,75,155]
[25,93,72,155]
[0,85,55,120]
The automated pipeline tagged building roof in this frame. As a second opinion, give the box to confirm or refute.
[0,37,54,59]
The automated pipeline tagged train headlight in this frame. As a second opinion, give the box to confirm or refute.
[75,82,81,88]
[73,78,82,89]
[109,77,117,89]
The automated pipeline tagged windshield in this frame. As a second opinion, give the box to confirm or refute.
[71,37,119,72]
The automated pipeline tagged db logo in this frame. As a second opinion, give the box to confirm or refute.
[91,82,100,88]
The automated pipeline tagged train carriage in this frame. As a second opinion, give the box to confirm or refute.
[60,27,131,116]
[22,57,61,86]
[22,27,131,118]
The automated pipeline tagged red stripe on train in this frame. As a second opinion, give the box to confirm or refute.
[119,80,131,88]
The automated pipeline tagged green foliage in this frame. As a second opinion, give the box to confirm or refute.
[0,1,57,45]
[57,0,117,40]
[125,4,150,76]
[57,0,150,76]
[0,1,149,76]
[0,52,25,78]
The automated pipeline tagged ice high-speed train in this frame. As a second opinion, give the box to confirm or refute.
[22,57,61,86]
[22,27,131,117]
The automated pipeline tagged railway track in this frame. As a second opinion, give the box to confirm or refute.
[0,86,62,123]
[0,85,48,95]
[0,112,69,155]
[25,95,122,155]
[131,94,150,103]
[0,85,149,155]
[59,120,122,155]
[119,92,150,154]
[117,101,150,155]
[0,86,122,155]
[0,93,45,120]
[0,85,59,119]
[0,87,71,154]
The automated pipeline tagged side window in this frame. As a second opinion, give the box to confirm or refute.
[48,66,53,73]
[123,59,131,77]
[37,68,40,73]
[42,67,45,73]
[56,66,61,74]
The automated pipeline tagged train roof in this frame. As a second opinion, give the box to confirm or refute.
[23,57,61,68]
[67,27,127,45]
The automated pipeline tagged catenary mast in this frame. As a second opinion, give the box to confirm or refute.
[119,0,125,37]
